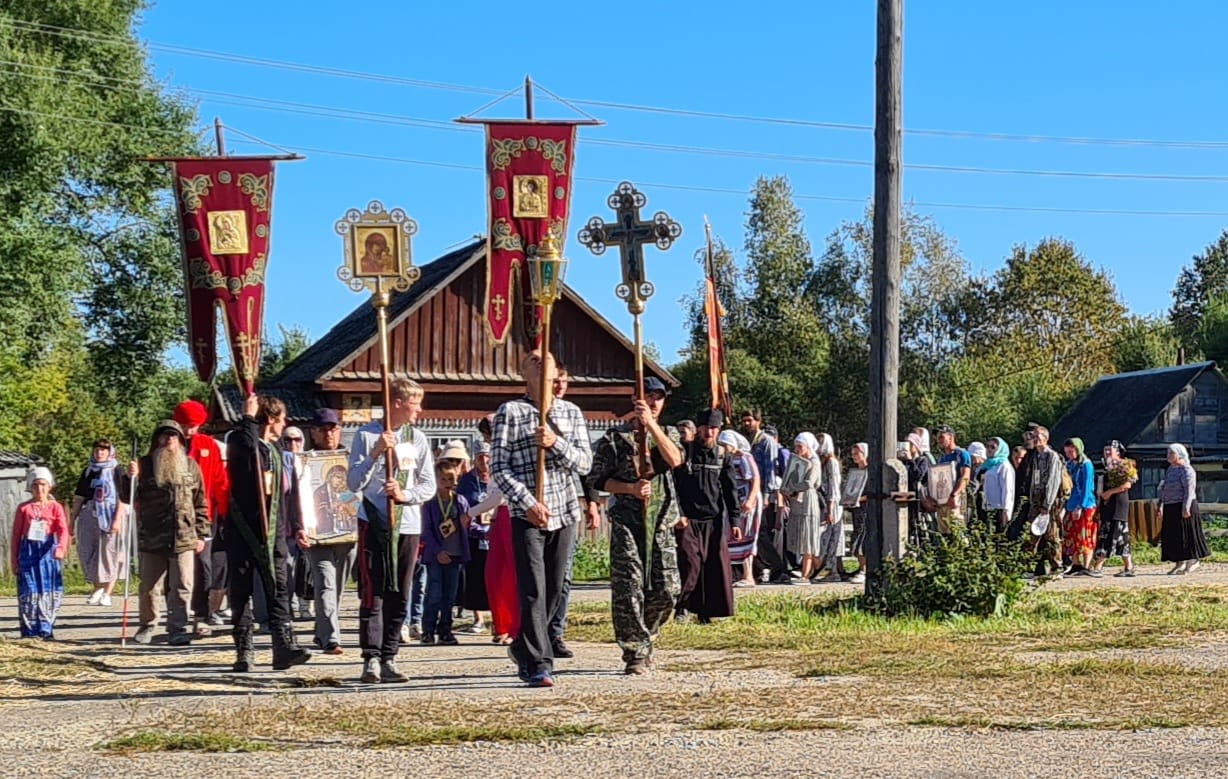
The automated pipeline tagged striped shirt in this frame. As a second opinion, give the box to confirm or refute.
[491,396,592,531]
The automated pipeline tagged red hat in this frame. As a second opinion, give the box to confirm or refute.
[173,400,209,428]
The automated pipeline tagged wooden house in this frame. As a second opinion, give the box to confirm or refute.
[1051,361,1228,514]
[212,239,678,455]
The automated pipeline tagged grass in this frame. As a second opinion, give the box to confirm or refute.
[369,723,600,747]
[101,731,277,754]
[907,715,1191,731]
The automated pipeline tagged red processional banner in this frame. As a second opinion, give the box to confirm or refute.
[705,275,732,416]
[483,122,578,344]
[170,159,276,393]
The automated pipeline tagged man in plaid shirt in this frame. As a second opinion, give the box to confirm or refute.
[492,351,592,688]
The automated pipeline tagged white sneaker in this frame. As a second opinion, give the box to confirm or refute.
[87,589,104,606]
[100,594,112,607]
[1186,559,1201,574]
[400,624,411,642]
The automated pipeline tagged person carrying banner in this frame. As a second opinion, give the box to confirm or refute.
[226,395,312,671]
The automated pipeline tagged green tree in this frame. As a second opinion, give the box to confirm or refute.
[1196,293,1228,366]
[0,2,200,476]
[1170,230,1228,351]
[1113,315,1182,373]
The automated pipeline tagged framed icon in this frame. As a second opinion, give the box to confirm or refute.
[302,450,359,545]
[352,225,401,278]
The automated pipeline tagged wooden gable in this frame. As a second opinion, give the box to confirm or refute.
[312,245,675,421]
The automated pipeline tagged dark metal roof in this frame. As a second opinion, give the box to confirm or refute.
[212,385,321,424]
[1050,361,1218,454]
[0,450,42,468]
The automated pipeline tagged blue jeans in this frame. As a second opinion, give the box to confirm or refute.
[422,561,461,638]
[409,561,427,626]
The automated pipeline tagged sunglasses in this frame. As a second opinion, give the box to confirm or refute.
[285,437,303,443]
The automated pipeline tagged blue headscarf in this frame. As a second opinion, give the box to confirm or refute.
[88,449,119,532]
[980,436,1010,473]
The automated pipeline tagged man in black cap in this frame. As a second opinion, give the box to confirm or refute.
[587,376,683,673]
[308,408,343,452]
[1007,422,1041,541]
[672,408,739,622]
[121,420,210,646]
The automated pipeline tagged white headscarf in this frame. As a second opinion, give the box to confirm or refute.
[852,442,869,458]
[26,466,55,490]
[1168,443,1190,463]
[795,432,819,458]
[717,430,740,451]
[816,433,835,457]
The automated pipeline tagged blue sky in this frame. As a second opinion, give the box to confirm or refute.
[137,1,1228,365]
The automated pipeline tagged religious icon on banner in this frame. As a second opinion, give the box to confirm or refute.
[207,210,249,255]
[513,175,549,218]
[927,462,957,506]
[302,451,359,545]
[353,225,401,278]
[341,394,372,424]
[335,200,419,293]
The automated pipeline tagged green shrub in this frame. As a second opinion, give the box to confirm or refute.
[868,523,1030,619]
[571,539,610,581]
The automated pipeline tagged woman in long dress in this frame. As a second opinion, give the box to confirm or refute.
[70,439,127,606]
[1091,440,1136,577]
[813,434,844,582]
[12,467,70,638]
[720,431,761,588]
[782,433,823,582]
[1159,443,1208,575]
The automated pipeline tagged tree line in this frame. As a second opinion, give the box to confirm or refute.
[668,175,1218,446]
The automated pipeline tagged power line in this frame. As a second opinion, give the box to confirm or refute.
[4,59,1228,185]
[5,102,1228,218]
[7,15,1228,151]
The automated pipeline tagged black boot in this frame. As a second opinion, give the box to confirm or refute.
[271,623,311,670]
[232,625,254,673]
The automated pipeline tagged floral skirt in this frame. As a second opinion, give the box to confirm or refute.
[1094,518,1131,560]
[1062,508,1098,557]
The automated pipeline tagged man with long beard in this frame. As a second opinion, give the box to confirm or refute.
[122,420,209,646]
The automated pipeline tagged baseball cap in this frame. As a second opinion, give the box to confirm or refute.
[312,408,341,427]
[644,377,670,397]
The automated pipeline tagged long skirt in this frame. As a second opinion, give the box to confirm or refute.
[676,517,735,619]
[818,518,845,563]
[461,538,490,611]
[787,510,823,557]
[728,503,762,562]
[484,506,520,638]
[1062,508,1098,558]
[1160,502,1209,562]
[75,506,126,585]
[18,539,63,638]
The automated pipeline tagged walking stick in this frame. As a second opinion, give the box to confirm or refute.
[120,439,136,647]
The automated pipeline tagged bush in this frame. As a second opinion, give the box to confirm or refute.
[868,523,1030,619]
[571,539,610,582]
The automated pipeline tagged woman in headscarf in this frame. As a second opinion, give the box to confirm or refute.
[1062,438,1099,576]
[1159,443,1208,575]
[69,439,127,607]
[813,434,844,582]
[980,437,1015,533]
[903,431,935,546]
[910,427,936,465]
[12,467,70,638]
[966,442,989,528]
[719,430,761,588]
[839,443,870,583]
[1091,440,1137,577]
[782,433,823,583]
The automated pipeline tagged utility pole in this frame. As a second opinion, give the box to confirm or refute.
[865,0,903,597]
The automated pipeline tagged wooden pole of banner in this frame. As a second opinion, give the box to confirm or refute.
[534,303,554,504]
[214,117,227,156]
[866,0,903,598]
[373,281,398,527]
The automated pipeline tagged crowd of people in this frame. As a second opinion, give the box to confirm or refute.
[8,359,1213,685]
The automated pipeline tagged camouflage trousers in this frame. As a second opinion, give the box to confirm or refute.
[610,516,680,664]
[1025,503,1064,574]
